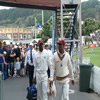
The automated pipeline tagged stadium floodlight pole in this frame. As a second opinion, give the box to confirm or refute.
[42,10,44,26]
[32,14,42,39]
[35,17,37,39]
[52,11,55,53]
[79,2,82,63]
[61,0,64,39]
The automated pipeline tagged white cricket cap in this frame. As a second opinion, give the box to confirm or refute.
[4,51,7,54]
[29,43,33,46]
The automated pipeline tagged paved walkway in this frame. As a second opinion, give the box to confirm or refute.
[3,77,100,100]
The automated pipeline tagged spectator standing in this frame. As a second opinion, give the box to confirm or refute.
[24,43,35,86]
[0,42,4,79]
[14,43,21,60]
[48,43,52,50]
[20,49,25,77]
[23,48,27,75]
[8,46,16,77]
[0,42,4,64]
[26,44,30,51]
[16,57,21,77]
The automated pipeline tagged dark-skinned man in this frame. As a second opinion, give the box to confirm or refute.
[34,40,52,100]
[50,40,74,100]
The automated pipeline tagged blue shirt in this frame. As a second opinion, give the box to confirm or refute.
[48,45,52,50]
[27,47,30,51]
[0,48,4,63]
[16,62,21,70]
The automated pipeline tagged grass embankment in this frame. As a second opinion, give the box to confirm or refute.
[83,47,100,67]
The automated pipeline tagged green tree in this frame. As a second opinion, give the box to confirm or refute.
[0,8,52,27]
[82,18,99,36]
[40,17,52,42]
[82,0,99,20]
[85,37,92,44]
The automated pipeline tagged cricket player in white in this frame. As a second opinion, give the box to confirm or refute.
[34,40,51,100]
[50,40,74,100]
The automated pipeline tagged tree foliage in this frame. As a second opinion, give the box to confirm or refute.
[82,0,100,20]
[82,18,100,36]
[85,36,92,44]
[37,17,52,42]
[0,8,52,27]
[57,16,71,38]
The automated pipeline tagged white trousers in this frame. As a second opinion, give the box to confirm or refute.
[55,82,69,100]
[36,72,48,100]
[37,80,48,100]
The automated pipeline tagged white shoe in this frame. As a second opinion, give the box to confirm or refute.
[13,74,16,77]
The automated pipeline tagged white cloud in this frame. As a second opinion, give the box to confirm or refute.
[81,0,88,2]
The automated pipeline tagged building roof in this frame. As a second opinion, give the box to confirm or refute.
[0,34,10,41]
[0,0,78,10]
[15,38,41,44]
[15,39,33,44]
[1,0,60,7]
[0,0,60,10]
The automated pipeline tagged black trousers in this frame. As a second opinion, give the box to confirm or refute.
[28,64,34,86]
[47,67,50,78]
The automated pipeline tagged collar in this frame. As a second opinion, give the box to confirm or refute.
[58,50,66,57]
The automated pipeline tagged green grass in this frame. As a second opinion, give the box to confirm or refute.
[83,47,100,67]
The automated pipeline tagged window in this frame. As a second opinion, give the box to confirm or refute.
[28,34,31,38]
[19,34,23,39]
[7,34,12,39]
[14,34,18,39]
[24,34,27,39]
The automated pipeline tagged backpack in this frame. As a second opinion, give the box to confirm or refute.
[26,84,37,100]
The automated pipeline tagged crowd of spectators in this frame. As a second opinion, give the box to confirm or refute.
[0,41,32,79]
[0,41,53,80]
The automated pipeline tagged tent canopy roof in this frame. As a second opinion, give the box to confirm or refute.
[0,34,10,41]
[0,0,61,10]
[6,0,60,7]
[0,0,78,10]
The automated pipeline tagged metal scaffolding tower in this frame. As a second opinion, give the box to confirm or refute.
[56,0,82,72]
[0,0,82,74]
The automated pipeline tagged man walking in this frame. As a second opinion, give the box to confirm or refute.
[24,43,35,86]
[34,40,51,100]
[50,40,74,100]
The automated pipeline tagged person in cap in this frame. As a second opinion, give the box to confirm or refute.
[45,43,53,78]
[14,42,21,61]
[24,43,36,86]
[50,40,74,100]
[0,42,4,73]
[33,40,52,100]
